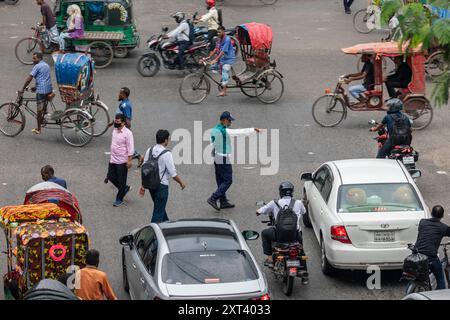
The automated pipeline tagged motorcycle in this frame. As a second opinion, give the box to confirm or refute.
[137,26,209,77]
[369,120,421,179]
[258,204,309,296]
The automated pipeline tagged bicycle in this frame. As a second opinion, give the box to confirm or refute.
[14,23,57,65]
[0,89,94,147]
[402,242,450,294]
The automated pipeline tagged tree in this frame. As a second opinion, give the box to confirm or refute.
[381,0,450,105]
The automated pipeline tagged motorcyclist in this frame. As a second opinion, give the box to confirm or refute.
[194,0,220,52]
[370,98,412,159]
[167,12,191,70]
[415,205,450,290]
[256,182,308,284]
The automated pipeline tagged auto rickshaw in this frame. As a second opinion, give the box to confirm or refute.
[312,41,433,130]
[53,0,140,67]
[1,203,88,299]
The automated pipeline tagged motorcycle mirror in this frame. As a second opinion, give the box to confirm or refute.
[162,26,169,33]
[256,201,266,206]
[368,119,377,125]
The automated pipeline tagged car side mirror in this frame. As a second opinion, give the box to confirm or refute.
[162,26,169,33]
[242,230,260,241]
[368,119,377,125]
[300,172,313,181]
[119,234,134,247]
[409,169,421,179]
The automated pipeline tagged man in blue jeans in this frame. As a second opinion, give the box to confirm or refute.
[207,112,262,211]
[139,130,186,222]
[415,205,450,289]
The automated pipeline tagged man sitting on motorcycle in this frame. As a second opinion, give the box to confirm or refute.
[167,12,191,70]
[195,0,220,52]
[415,205,450,290]
[345,54,374,103]
[256,182,308,284]
[370,98,412,159]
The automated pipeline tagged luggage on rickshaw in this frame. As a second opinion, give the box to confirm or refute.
[237,22,273,72]
[24,182,82,223]
[0,203,88,299]
[54,53,95,106]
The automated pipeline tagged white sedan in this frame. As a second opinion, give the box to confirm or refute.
[300,159,430,275]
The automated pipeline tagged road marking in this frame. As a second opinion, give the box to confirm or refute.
[436,171,447,175]
[75,151,80,154]
[2,183,7,186]
[317,28,328,31]
[243,167,255,170]
[9,36,18,39]
[307,152,315,155]
[104,152,111,155]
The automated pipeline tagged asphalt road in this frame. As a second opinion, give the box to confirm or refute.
[1,0,450,300]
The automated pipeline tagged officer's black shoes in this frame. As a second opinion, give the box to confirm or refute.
[207,197,220,211]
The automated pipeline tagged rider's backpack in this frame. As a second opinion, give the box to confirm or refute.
[403,252,429,281]
[186,20,196,44]
[390,113,412,146]
[274,199,298,243]
[217,8,223,27]
[141,147,169,191]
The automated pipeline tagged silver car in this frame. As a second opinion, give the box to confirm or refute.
[120,219,270,300]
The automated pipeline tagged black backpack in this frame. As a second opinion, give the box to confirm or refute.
[141,147,169,191]
[390,113,412,146]
[217,8,223,27]
[274,199,298,243]
[403,252,429,281]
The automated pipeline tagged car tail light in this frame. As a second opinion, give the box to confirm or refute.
[251,294,270,300]
[331,225,352,244]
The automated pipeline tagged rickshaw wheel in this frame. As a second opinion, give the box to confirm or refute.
[403,97,433,131]
[0,102,26,137]
[312,95,346,127]
[254,70,284,104]
[114,47,129,59]
[86,41,114,69]
[15,37,43,65]
[83,101,110,137]
[425,51,448,79]
[240,81,258,98]
[179,73,211,104]
[353,8,375,34]
[60,110,94,147]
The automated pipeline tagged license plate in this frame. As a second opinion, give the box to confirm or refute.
[374,231,395,242]
[286,260,300,267]
[403,156,415,165]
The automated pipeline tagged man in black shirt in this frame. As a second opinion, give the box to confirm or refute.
[385,56,412,98]
[415,205,450,289]
[346,54,374,103]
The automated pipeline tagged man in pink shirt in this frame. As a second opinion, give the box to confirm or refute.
[106,114,134,207]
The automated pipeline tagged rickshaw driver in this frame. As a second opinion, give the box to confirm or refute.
[344,54,375,103]
[19,52,53,135]
[384,56,412,98]
[204,25,236,97]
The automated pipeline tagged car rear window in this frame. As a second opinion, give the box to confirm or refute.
[337,183,423,213]
[162,250,258,285]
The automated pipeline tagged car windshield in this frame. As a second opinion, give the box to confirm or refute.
[161,250,258,285]
[337,183,423,213]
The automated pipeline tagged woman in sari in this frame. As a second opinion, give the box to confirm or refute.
[58,4,84,51]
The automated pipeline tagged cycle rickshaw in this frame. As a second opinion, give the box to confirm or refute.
[179,22,284,104]
[0,53,110,147]
[15,0,140,69]
[1,203,88,300]
[312,41,433,130]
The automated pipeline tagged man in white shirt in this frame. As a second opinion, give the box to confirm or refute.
[256,181,308,283]
[139,130,186,222]
[195,0,220,51]
[207,111,262,211]
[167,12,191,70]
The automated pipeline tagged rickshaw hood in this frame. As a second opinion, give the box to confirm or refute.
[341,41,423,56]
[238,22,273,50]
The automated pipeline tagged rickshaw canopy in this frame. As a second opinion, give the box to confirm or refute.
[341,41,423,56]
[237,23,273,50]
[0,204,71,230]
[26,182,67,194]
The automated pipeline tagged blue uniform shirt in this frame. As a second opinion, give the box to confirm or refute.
[116,99,132,120]
[48,176,67,189]
[219,35,236,65]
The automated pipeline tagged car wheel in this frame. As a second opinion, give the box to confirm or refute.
[302,192,312,228]
[122,248,130,293]
[321,237,335,276]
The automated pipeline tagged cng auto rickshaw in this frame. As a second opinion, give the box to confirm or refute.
[53,0,140,68]
[312,41,433,130]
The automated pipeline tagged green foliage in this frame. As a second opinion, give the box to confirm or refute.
[381,0,402,24]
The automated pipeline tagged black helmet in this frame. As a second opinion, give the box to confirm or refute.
[386,98,403,113]
[172,12,185,24]
[279,181,294,198]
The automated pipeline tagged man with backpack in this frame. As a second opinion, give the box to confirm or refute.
[195,0,222,51]
[167,12,194,71]
[256,182,308,283]
[139,129,186,223]
[370,98,412,159]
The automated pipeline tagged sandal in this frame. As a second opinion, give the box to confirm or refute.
[31,128,41,135]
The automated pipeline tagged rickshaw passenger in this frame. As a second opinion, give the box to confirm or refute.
[58,4,85,51]
[385,56,412,98]
[345,54,374,103]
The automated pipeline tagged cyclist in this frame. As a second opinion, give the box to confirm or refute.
[415,205,450,290]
